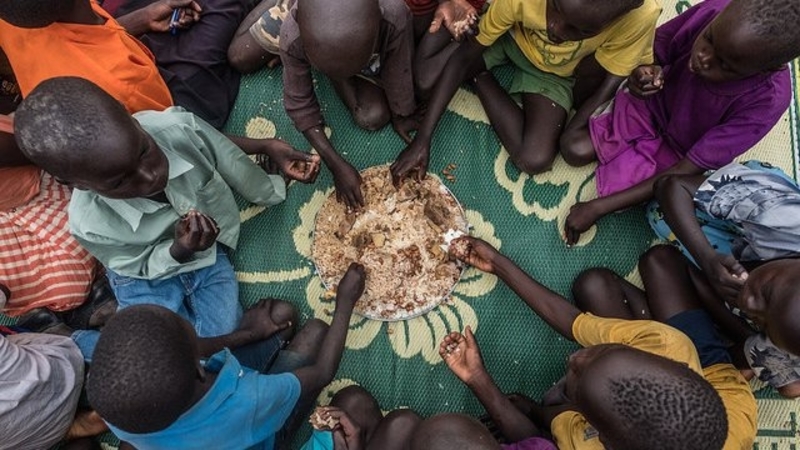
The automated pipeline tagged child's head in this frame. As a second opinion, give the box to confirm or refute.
[0,0,73,28]
[15,76,169,199]
[690,0,800,82]
[411,413,500,450]
[546,0,644,43]
[566,344,728,450]
[87,305,202,433]
[297,0,380,79]
[738,258,800,356]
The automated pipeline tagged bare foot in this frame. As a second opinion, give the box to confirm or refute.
[66,410,108,440]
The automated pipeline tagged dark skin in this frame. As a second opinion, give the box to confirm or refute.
[295,0,420,210]
[562,6,782,245]
[227,0,285,74]
[573,246,800,399]
[315,385,421,450]
[654,173,748,303]
[439,326,544,443]
[391,0,629,186]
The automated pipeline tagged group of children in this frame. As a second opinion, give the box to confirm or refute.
[0,0,799,448]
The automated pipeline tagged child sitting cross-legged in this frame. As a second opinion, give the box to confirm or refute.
[88,263,366,450]
[13,76,320,358]
[562,0,800,245]
[447,236,739,450]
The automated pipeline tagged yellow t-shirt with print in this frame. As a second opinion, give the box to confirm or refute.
[550,314,756,450]
[476,0,662,77]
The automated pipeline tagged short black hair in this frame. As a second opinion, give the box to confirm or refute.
[0,0,73,28]
[734,0,800,68]
[14,76,130,180]
[411,413,500,450]
[603,368,728,450]
[87,305,199,433]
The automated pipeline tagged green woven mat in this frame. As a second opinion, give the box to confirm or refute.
[5,1,799,449]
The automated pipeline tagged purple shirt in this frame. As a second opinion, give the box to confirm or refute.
[501,436,558,450]
[279,0,416,132]
[644,0,791,169]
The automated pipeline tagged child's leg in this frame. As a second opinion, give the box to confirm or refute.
[330,77,392,131]
[366,409,422,450]
[571,268,651,320]
[270,319,330,449]
[228,0,288,73]
[186,247,243,337]
[330,386,384,441]
[414,27,460,98]
[473,74,567,174]
[230,299,298,372]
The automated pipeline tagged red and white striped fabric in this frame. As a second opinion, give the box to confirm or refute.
[0,173,96,316]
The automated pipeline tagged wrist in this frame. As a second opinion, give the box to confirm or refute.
[169,242,193,263]
[464,367,492,387]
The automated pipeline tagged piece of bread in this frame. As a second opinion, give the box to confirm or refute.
[309,407,339,431]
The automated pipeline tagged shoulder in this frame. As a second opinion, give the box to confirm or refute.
[613,0,662,28]
[133,107,199,136]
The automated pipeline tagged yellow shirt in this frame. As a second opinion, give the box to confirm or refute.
[551,314,755,450]
[476,0,661,77]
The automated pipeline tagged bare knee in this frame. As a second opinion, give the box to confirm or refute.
[331,385,375,408]
[269,299,299,339]
[512,149,556,175]
[639,245,682,275]
[778,381,800,399]
[572,268,618,311]
[286,318,329,355]
[352,102,391,131]
[559,127,596,167]
[380,409,422,438]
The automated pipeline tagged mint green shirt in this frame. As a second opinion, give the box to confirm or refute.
[68,108,286,280]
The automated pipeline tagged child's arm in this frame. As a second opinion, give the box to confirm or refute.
[116,0,201,36]
[451,237,579,339]
[564,158,704,246]
[195,298,293,357]
[304,126,365,210]
[655,173,747,302]
[440,328,543,442]
[390,38,486,186]
[292,263,365,393]
[225,135,321,184]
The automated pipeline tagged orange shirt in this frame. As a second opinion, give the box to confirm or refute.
[0,1,173,114]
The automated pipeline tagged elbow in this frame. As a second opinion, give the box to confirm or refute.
[652,173,682,203]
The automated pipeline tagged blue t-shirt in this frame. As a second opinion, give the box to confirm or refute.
[299,430,335,450]
[109,349,301,450]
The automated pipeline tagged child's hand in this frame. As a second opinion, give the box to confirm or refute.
[627,65,664,99]
[390,140,430,188]
[237,298,294,342]
[439,326,487,384]
[564,200,602,246]
[430,0,479,40]
[259,140,322,184]
[147,0,202,33]
[336,263,366,311]
[450,237,499,274]
[331,162,365,212]
[324,407,364,450]
[170,210,219,262]
[700,253,748,304]
[391,112,421,144]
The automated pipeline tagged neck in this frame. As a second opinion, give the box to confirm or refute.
[61,0,105,25]
[188,372,218,408]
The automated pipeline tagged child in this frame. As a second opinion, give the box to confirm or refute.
[649,162,800,397]
[13,77,319,352]
[570,245,758,449]
[448,236,731,450]
[87,263,365,449]
[412,413,554,450]
[1,283,107,449]
[438,328,557,449]
[300,385,421,450]
[280,0,418,210]
[562,0,799,245]
[391,0,661,184]
[0,0,255,128]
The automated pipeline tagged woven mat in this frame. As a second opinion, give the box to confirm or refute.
[4,1,799,449]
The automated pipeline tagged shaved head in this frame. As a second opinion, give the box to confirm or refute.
[298,0,380,78]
